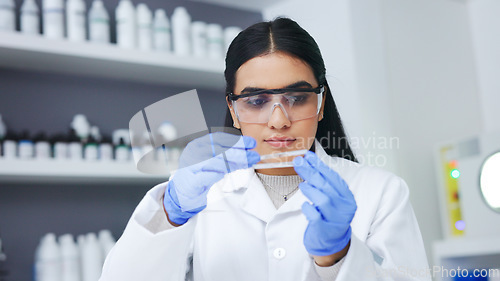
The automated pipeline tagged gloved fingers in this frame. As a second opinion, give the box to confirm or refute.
[172,169,221,201]
[299,182,337,221]
[301,202,322,222]
[179,133,257,169]
[299,151,353,200]
[294,153,340,200]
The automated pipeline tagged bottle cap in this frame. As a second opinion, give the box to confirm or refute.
[91,0,104,9]
[154,8,167,20]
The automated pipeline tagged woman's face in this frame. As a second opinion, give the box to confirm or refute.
[228,52,325,175]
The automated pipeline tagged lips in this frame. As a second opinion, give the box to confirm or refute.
[264,136,296,148]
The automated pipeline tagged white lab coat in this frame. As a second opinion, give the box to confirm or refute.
[100,142,431,281]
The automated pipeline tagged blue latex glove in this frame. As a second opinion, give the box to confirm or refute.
[293,151,357,256]
[164,132,260,225]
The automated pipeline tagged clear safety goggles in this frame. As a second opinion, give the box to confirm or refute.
[228,85,325,124]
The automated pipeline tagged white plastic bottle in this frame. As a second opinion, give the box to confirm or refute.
[66,0,86,42]
[223,26,241,53]
[88,0,109,44]
[171,6,191,56]
[2,131,17,158]
[207,23,223,60]
[35,233,61,281]
[115,0,136,49]
[34,133,51,159]
[0,0,15,31]
[67,129,83,161]
[97,230,115,258]
[43,0,65,39]
[114,137,129,161]
[153,9,171,52]
[81,233,102,281]
[99,136,113,161]
[136,3,152,51]
[52,134,68,160]
[84,135,98,161]
[191,21,206,58]
[59,234,80,281]
[76,235,85,273]
[21,0,40,34]
[18,131,34,159]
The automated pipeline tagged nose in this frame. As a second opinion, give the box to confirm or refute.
[267,104,291,129]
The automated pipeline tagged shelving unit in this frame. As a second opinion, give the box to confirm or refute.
[190,0,287,11]
[0,158,168,184]
[0,3,262,280]
[0,31,225,90]
[433,237,500,281]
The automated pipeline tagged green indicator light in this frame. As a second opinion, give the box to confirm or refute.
[451,169,460,179]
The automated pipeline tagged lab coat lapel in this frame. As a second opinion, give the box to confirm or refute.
[237,171,309,221]
[238,169,277,223]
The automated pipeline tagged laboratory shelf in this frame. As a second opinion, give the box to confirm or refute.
[0,158,168,184]
[190,0,287,11]
[0,31,225,90]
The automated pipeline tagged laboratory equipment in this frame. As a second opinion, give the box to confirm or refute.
[153,9,171,52]
[0,0,15,31]
[66,0,86,42]
[136,3,153,51]
[21,0,40,34]
[88,0,110,44]
[115,0,136,49]
[191,21,207,57]
[43,0,64,39]
[206,23,223,60]
[34,133,51,159]
[253,149,308,169]
[434,131,500,238]
[171,6,191,56]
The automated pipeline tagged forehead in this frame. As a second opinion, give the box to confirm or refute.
[234,52,317,91]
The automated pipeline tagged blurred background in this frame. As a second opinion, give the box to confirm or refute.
[0,0,499,280]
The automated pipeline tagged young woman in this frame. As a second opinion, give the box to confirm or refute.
[100,18,430,281]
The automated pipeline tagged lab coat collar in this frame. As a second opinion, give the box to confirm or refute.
[218,140,331,223]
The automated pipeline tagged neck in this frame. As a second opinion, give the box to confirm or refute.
[255,166,297,175]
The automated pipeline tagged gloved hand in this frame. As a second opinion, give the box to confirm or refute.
[164,132,260,225]
[293,151,357,256]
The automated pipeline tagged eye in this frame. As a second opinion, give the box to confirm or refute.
[243,94,270,108]
[285,93,310,104]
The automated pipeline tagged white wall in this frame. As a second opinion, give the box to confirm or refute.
[379,0,483,260]
[467,0,500,133]
[263,0,398,174]
[263,0,485,265]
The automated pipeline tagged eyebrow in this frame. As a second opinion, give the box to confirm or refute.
[240,80,314,93]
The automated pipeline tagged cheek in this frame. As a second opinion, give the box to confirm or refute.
[239,124,262,142]
[294,120,319,149]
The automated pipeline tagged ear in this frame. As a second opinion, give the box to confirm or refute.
[318,86,327,122]
[227,96,241,129]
